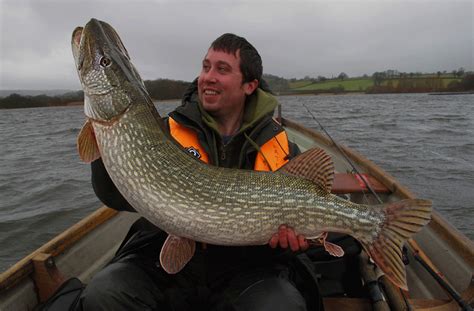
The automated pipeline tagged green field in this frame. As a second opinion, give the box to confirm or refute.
[291,78,373,92]
[289,77,462,93]
[288,80,314,89]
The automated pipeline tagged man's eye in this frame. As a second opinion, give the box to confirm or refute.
[218,66,228,73]
[202,64,210,71]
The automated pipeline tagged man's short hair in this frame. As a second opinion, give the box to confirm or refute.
[210,33,263,84]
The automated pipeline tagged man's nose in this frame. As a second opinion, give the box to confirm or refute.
[202,68,218,83]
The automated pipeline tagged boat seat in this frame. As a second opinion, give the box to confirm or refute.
[331,173,390,194]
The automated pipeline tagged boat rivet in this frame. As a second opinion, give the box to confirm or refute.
[46,257,55,268]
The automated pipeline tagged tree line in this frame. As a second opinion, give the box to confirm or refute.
[0,91,84,109]
[0,79,191,109]
[144,79,190,101]
[369,69,473,93]
[1,69,472,109]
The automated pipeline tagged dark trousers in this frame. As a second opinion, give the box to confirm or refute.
[77,261,308,310]
[75,219,323,311]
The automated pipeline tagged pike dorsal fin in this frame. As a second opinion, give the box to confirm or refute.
[77,119,101,163]
[159,234,196,274]
[279,148,334,192]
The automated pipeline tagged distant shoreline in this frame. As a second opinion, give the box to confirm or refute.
[278,91,365,97]
[0,98,182,109]
[1,91,473,110]
[428,91,474,95]
[64,101,83,106]
[2,72,472,109]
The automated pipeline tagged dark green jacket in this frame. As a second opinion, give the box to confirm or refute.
[167,79,300,169]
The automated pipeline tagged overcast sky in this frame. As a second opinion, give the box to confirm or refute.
[0,0,472,90]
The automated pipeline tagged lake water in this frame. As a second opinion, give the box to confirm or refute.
[0,93,473,273]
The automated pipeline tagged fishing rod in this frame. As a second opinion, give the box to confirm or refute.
[301,103,383,203]
[302,103,395,310]
[301,103,473,311]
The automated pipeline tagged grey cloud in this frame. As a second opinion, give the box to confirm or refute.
[1,0,472,90]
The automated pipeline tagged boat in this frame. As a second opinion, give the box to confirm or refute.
[0,118,473,310]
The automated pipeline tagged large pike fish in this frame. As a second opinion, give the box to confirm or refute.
[72,18,431,290]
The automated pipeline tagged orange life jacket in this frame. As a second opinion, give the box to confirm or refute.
[168,117,289,172]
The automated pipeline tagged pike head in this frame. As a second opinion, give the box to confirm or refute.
[71,18,147,123]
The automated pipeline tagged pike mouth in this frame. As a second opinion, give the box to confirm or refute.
[73,27,83,47]
[71,27,84,71]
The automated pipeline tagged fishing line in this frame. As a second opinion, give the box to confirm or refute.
[300,103,418,310]
[299,102,399,309]
[301,103,383,204]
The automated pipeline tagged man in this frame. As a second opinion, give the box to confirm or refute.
[77,34,325,310]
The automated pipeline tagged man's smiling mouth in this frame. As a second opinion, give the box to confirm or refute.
[204,89,220,95]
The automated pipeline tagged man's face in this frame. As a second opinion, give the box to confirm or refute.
[198,48,256,118]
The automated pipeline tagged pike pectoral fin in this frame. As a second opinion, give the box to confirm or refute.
[323,240,344,257]
[77,119,100,163]
[361,199,432,290]
[279,148,334,192]
[159,234,196,274]
[309,232,344,257]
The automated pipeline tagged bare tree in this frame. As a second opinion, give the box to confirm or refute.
[338,72,348,81]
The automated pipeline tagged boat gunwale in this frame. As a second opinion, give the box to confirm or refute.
[0,207,117,291]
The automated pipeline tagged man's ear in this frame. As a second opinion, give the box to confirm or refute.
[243,79,259,95]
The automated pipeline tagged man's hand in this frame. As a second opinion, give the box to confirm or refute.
[269,225,309,251]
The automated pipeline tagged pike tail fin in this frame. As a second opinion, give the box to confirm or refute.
[361,199,432,290]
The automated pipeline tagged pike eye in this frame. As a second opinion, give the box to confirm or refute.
[100,56,111,67]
